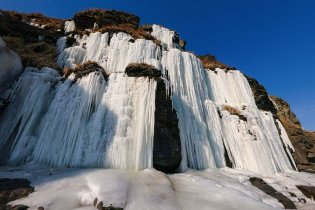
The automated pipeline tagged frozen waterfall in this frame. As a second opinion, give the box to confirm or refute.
[0,24,296,175]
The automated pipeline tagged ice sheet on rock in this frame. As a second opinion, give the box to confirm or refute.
[206,69,256,105]
[151,24,178,48]
[31,73,156,170]
[56,37,67,54]
[161,48,217,171]
[205,69,295,175]
[0,67,60,163]
[64,20,76,32]
[57,32,162,74]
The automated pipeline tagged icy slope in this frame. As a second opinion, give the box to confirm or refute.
[1,165,314,210]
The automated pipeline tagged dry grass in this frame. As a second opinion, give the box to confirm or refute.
[198,54,236,71]
[3,36,60,71]
[4,11,64,32]
[74,9,139,29]
[64,61,107,79]
[222,105,247,121]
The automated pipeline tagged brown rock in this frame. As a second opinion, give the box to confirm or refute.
[198,54,235,71]
[271,96,315,172]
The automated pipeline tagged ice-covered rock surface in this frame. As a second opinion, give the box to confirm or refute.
[1,11,315,210]
[0,24,297,176]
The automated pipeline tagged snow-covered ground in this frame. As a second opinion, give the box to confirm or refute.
[1,165,314,210]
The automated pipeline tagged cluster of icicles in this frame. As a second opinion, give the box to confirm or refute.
[0,23,296,175]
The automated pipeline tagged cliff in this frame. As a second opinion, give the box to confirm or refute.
[0,8,315,210]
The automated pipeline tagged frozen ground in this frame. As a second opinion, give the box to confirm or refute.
[0,165,314,210]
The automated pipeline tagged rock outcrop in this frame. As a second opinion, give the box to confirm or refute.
[271,96,315,172]
[198,54,236,71]
[0,178,34,210]
[245,75,277,114]
[125,63,161,78]
[0,10,62,71]
[64,61,108,80]
[73,9,140,30]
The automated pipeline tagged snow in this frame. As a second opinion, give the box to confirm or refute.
[64,20,76,32]
[1,165,314,210]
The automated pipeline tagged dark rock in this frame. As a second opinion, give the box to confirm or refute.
[296,185,315,199]
[153,78,181,173]
[73,9,140,31]
[250,177,296,209]
[140,24,153,33]
[245,75,277,114]
[103,204,123,210]
[66,37,76,48]
[37,207,44,210]
[97,201,103,209]
[0,178,34,210]
[93,198,98,206]
[125,63,161,78]
[9,205,29,210]
[0,10,62,72]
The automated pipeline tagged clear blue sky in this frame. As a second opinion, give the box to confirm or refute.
[1,0,314,130]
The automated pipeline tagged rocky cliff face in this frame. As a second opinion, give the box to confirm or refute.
[245,74,315,173]
[271,96,315,172]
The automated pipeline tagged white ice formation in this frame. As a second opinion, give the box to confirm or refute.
[0,24,296,176]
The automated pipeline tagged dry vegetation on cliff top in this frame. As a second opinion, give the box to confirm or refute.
[198,54,236,71]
